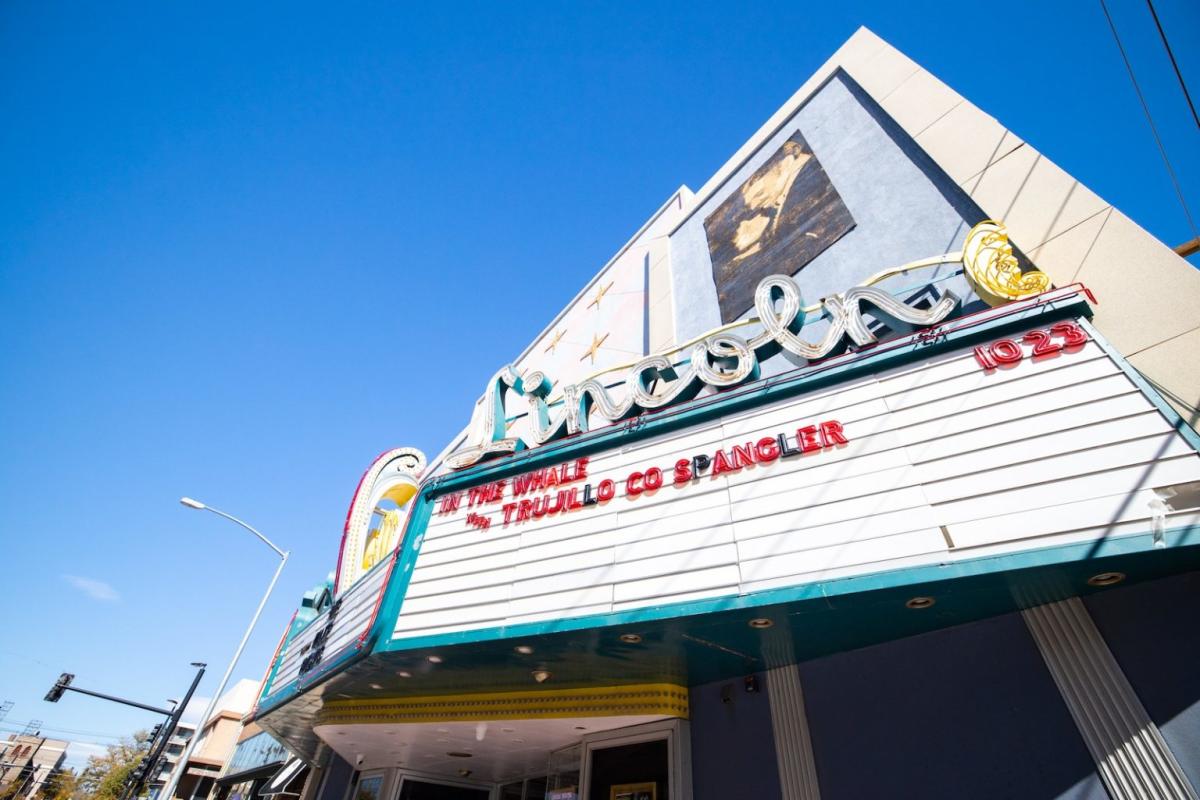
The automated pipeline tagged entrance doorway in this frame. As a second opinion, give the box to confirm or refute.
[396,779,489,800]
[587,740,667,800]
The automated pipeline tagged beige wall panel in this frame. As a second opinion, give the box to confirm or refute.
[959,145,1109,250]
[1074,209,1200,355]
[845,39,920,101]
[1027,208,1112,286]
[915,101,1023,185]
[1128,326,1200,421]
[876,69,962,138]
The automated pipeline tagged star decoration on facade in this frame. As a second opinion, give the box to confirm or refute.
[586,281,614,310]
[544,328,566,355]
[580,332,609,364]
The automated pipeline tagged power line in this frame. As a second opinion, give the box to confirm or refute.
[1144,0,1200,130]
[1098,0,1199,241]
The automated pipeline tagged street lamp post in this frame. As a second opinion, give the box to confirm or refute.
[159,498,288,800]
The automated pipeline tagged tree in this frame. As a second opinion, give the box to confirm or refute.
[37,769,78,800]
[77,732,150,800]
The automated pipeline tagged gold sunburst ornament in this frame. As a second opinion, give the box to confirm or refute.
[587,281,614,310]
[961,220,1052,307]
[543,328,566,355]
[580,332,609,363]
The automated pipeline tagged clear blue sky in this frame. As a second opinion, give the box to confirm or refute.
[2,0,1197,770]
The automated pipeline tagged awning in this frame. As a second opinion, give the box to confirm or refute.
[260,757,309,797]
[216,761,284,787]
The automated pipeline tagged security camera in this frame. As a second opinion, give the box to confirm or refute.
[355,755,365,768]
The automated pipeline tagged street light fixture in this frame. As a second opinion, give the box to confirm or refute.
[159,498,289,800]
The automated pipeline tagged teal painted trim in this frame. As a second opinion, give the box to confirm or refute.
[253,500,438,718]
[368,492,438,649]
[427,291,1093,496]
[379,524,1200,652]
[258,614,305,703]
[1079,317,1200,454]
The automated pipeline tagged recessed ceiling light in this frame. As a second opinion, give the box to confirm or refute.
[385,731,397,736]
[336,732,346,736]
[500,727,515,733]
[905,596,935,609]
[618,633,642,644]
[446,752,473,758]
[748,618,773,629]
[531,669,552,683]
[573,726,586,731]
[436,728,449,734]
[427,655,443,664]
[369,683,383,690]
[397,671,412,678]
[514,645,534,655]
[1088,571,1126,587]
[511,738,525,744]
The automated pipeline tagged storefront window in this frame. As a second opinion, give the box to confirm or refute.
[353,774,383,800]
[587,740,667,800]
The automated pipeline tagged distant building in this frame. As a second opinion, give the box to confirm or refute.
[146,723,195,800]
[159,680,260,800]
[0,735,67,798]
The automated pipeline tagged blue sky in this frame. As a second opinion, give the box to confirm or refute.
[2,0,1197,770]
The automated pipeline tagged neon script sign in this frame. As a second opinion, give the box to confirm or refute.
[447,221,1049,470]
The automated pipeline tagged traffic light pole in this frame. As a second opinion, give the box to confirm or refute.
[44,664,208,800]
[124,663,206,800]
[56,685,175,716]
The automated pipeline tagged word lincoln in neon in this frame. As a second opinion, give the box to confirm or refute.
[446,221,1049,471]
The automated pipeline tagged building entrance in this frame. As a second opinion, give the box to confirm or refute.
[396,779,489,800]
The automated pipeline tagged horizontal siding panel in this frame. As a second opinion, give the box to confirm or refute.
[886,356,1120,428]
[720,379,883,438]
[506,585,614,619]
[509,564,618,599]
[731,486,931,542]
[613,525,735,562]
[400,582,513,614]
[613,564,742,605]
[914,412,1171,484]
[738,528,946,587]
[949,489,1167,549]
[728,465,918,522]
[934,455,1200,527]
[734,505,940,561]
[893,374,1137,446]
[904,393,1154,462]
[924,434,1195,505]
[612,584,737,612]
[882,343,1107,411]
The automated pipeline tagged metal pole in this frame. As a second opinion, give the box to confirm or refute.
[159,505,287,800]
[61,686,174,716]
[125,664,206,800]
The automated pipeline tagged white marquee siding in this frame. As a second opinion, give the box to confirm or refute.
[272,558,390,689]
[392,325,1200,641]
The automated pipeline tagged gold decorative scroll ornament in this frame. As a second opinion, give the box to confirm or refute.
[961,220,1052,307]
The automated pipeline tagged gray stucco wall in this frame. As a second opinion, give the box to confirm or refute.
[668,69,989,350]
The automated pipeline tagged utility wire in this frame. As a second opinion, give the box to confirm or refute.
[1099,0,1199,241]
[1144,0,1200,130]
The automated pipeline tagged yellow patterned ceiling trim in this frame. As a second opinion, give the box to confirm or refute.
[315,683,689,726]
[962,220,1052,307]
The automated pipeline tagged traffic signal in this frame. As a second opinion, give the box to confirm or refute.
[44,673,74,703]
